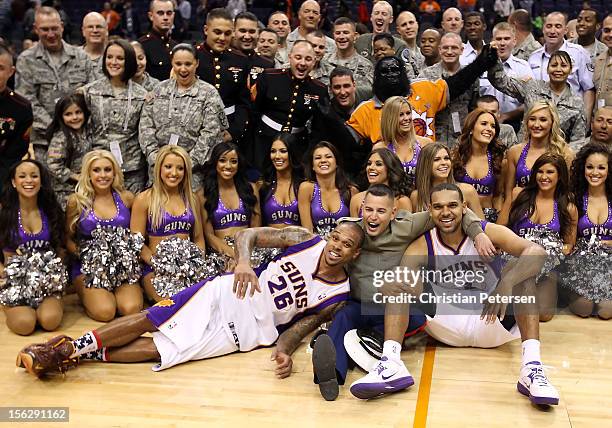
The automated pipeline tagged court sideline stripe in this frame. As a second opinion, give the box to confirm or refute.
[413,340,437,428]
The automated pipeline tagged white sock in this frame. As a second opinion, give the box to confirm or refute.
[521,339,541,366]
[383,340,402,363]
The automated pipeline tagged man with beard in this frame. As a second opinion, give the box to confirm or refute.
[349,184,559,407]
[342,45,498,145]
[17,224,364,379]
[196,8,249,149]
[251,41,329,172]
[310,184,494,401]
[232,12,274,89]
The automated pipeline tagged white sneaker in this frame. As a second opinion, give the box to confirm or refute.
[349,356,414,399]
[517,361,560,405]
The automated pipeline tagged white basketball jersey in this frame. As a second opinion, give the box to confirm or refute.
[218,236,350,351]
[424,228,500,315]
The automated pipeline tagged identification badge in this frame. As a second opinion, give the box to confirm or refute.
[109,141,123,166]
[169,134,179,146]
[451,112,461,133]
[598,98,606,109]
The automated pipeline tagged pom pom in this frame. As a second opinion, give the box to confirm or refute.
[483,208,499,224]
[561,235,612,303]
[502,227,565,282]
[151,238,208,298]
[80,225,144,291]
[0,246,67,308]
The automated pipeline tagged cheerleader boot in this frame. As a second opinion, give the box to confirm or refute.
[16,335,79,377]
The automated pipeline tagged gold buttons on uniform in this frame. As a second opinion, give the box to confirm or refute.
[273,97,278,100]
[215,65,221,70]
[159,61,163,65]
[216,74,221,79]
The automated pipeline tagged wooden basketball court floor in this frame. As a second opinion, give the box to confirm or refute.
[1,294,610,427]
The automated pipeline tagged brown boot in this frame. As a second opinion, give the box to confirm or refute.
[17,335,79,377]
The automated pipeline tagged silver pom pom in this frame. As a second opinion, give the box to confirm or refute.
[524,227,565,281]
[483,208,499,224]
[151,238,208,298]
[0,246,67,308]
[80,225,144,291]
[561,235,612,303]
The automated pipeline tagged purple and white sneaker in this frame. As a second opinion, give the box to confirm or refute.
[517,361,559,405]
[349,356,414,399]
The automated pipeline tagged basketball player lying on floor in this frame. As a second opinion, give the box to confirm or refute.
[349,183,560,406]
[16,223,364,378]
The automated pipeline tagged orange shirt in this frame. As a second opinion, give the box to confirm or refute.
[346,78,448,143]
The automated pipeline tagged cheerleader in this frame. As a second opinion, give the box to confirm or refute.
[350,148,412,216]
[198,142,260,267]
[565,143,612,319]
[509,153,578,322]
[411,143,484,217]
[131,145,205,302]
[0,160,65,335]
[373,96,431,189]
[452,108,506,223]
[298,141,357,237]
[500,101,574,224]
[65,150,141,322]
[260,133,303,228]
[46,93,93,209]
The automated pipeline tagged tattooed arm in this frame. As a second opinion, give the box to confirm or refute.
[232,226,316,298]
[272,302,345,378]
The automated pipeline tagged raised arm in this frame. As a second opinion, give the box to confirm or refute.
[445,44,498,101]
[486,60,528,103]
[233,226,315,298]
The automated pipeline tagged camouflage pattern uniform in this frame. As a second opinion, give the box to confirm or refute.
[354,33,406,64]
[328,52,374,94]
[420,62,478,148]
[81,52,105,80]
[286,28,336,61]
[309,59,336,87]
[46,127,93,208]
[399,46,425,79]
[135,72,160,92]
[499,123,518,149]
[512,33,542,62]
[82,78,148,192]
[139,78,227,187]
[15,41,94,163]
[488,61,587,144]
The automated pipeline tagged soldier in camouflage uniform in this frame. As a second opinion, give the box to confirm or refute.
[306,31,335,87]
[594,15,612,110]
[82,40,148,193]
[396,11,425,77]
[508,9,542,62]
[16,7,94,163]
[139,44,227,188]
[80,12,107,80]
[46,94,93,208]
[329,18,373,96]
[487,55,587,145]
[419,33,478,148]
